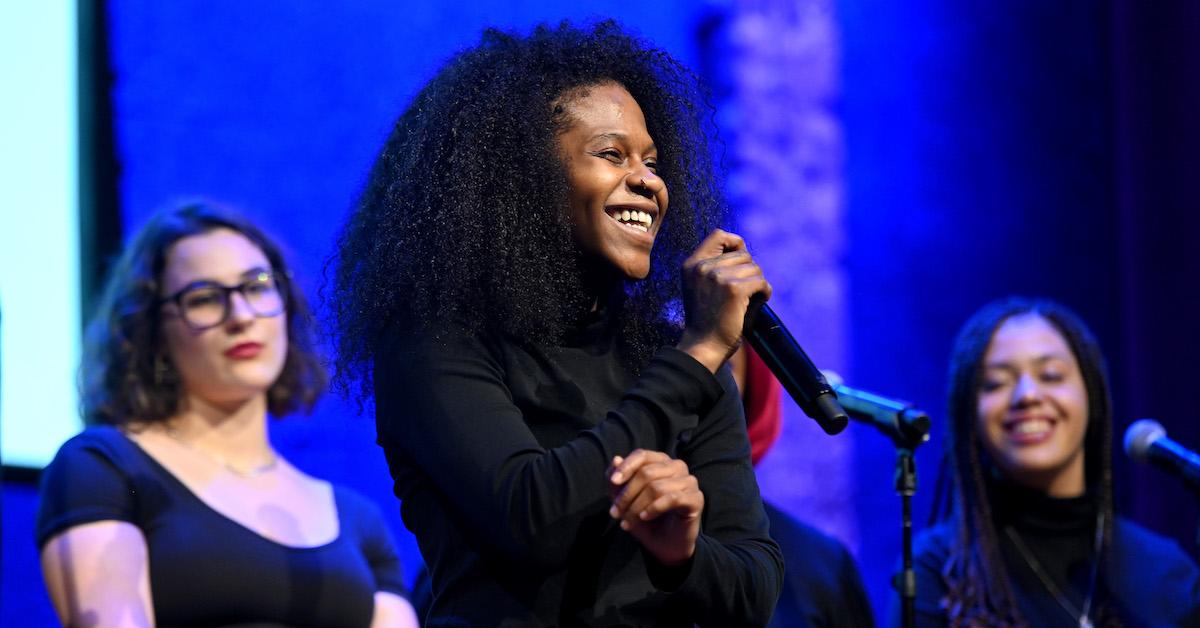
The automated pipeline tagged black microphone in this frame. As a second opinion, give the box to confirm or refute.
[1124,419,1200,491]
[742,297,847,435]
[822,371,931,448]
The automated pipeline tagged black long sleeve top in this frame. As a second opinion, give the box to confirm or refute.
[900,482,1200,627]
[763,501,874,628]
[373,311,784,627]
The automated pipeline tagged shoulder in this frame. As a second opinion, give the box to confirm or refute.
[58,424,129,449]
[37,426,145,548]
[374,317,510,383]
[1114,516,1189,553]
[1109,516,1200,624]
[329,484,406,591]
[331,484,393,539]
[912,519,957,579]
[1112,516,1199,572]
[332,484,386,520]
[895,519,956,623]
[764,502,864,592]
[914,519,956,558]
[764,501,849,562]
[378,316,501,357]
[45,425,139,475]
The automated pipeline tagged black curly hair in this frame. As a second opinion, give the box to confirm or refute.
[82,201,326,425]
[938,296,1116,626]
[329,20,726,401]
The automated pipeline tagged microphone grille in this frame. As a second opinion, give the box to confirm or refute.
[1124,419,1166,462]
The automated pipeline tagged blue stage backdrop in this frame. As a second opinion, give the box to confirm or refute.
[4,1,1200,625]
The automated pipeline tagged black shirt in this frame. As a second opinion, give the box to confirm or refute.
[764,501,874,628]
[37,426,407,628]
[901,482,1200,626]
[374,313,784,627]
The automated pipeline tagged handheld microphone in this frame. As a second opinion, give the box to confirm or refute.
[1124,419,1200,491]
[822,371,931,448]
[742,297,847,435]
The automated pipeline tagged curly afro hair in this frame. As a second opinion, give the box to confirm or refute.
[329,20,727,401]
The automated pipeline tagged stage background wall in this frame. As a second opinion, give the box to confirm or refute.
[4,1,1198,624]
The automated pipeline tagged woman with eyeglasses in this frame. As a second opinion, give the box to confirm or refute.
[37,202,420,627]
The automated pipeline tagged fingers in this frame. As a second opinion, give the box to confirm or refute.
[637,486,704,524]
[607,450,700,527]
[685,229,746,263]
[683,231,769,298]
[619,477,702,530]
[607,448,668,484]
[685,253,767,296]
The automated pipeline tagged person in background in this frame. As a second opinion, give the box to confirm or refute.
[37,202,419,627]
[731,346,876,628]
[330,21,783,627]
[898,296,1200,626]
[408,345,876,626]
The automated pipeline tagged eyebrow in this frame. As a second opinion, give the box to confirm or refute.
[590,132,656,152]
[170,266,272,292]
[240,266,271,279]
[983,353,1074,370]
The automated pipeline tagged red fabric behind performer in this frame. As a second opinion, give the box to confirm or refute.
[742,345,783,465]
[738,345,877,627]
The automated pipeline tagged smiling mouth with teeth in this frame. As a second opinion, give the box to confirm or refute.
[1011,419,1052,435]
[609,208,654,233]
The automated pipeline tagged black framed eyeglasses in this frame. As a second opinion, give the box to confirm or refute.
[159,270,286,331]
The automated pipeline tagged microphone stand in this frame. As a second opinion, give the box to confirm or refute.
[895,441,920,628]
[829,376,929,628]
[854,402,927,628]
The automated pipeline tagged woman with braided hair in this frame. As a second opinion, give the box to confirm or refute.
[898,297,1200,626]
[330,20,783,627]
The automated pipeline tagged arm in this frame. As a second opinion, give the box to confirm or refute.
[37,431,155,627]
[376,328,722,570]
[607,449,704,567]
[654,368,784,627]
[41,521,154,627]
[357,492,421,628]
[371,592,420,628]
[889,525,952,628]
[600,230,781,624]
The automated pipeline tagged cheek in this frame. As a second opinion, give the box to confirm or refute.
[269,319,289,369]
[163,324,216,383]
[1065,387,1090,441]
[975,394,1009,456]
[1068,387,1088,421]
[976,393,1003,431]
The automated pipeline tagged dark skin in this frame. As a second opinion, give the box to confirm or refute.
[558,82,772,568]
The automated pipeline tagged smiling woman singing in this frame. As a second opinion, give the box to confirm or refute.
[329,21,784,627]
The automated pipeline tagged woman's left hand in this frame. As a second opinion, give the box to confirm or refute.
[607,449,704,567]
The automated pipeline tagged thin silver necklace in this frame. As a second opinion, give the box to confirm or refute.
[1004,512,1105,628]
[164,426,279,478]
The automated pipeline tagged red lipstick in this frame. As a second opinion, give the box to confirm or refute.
[224,342,263,359]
